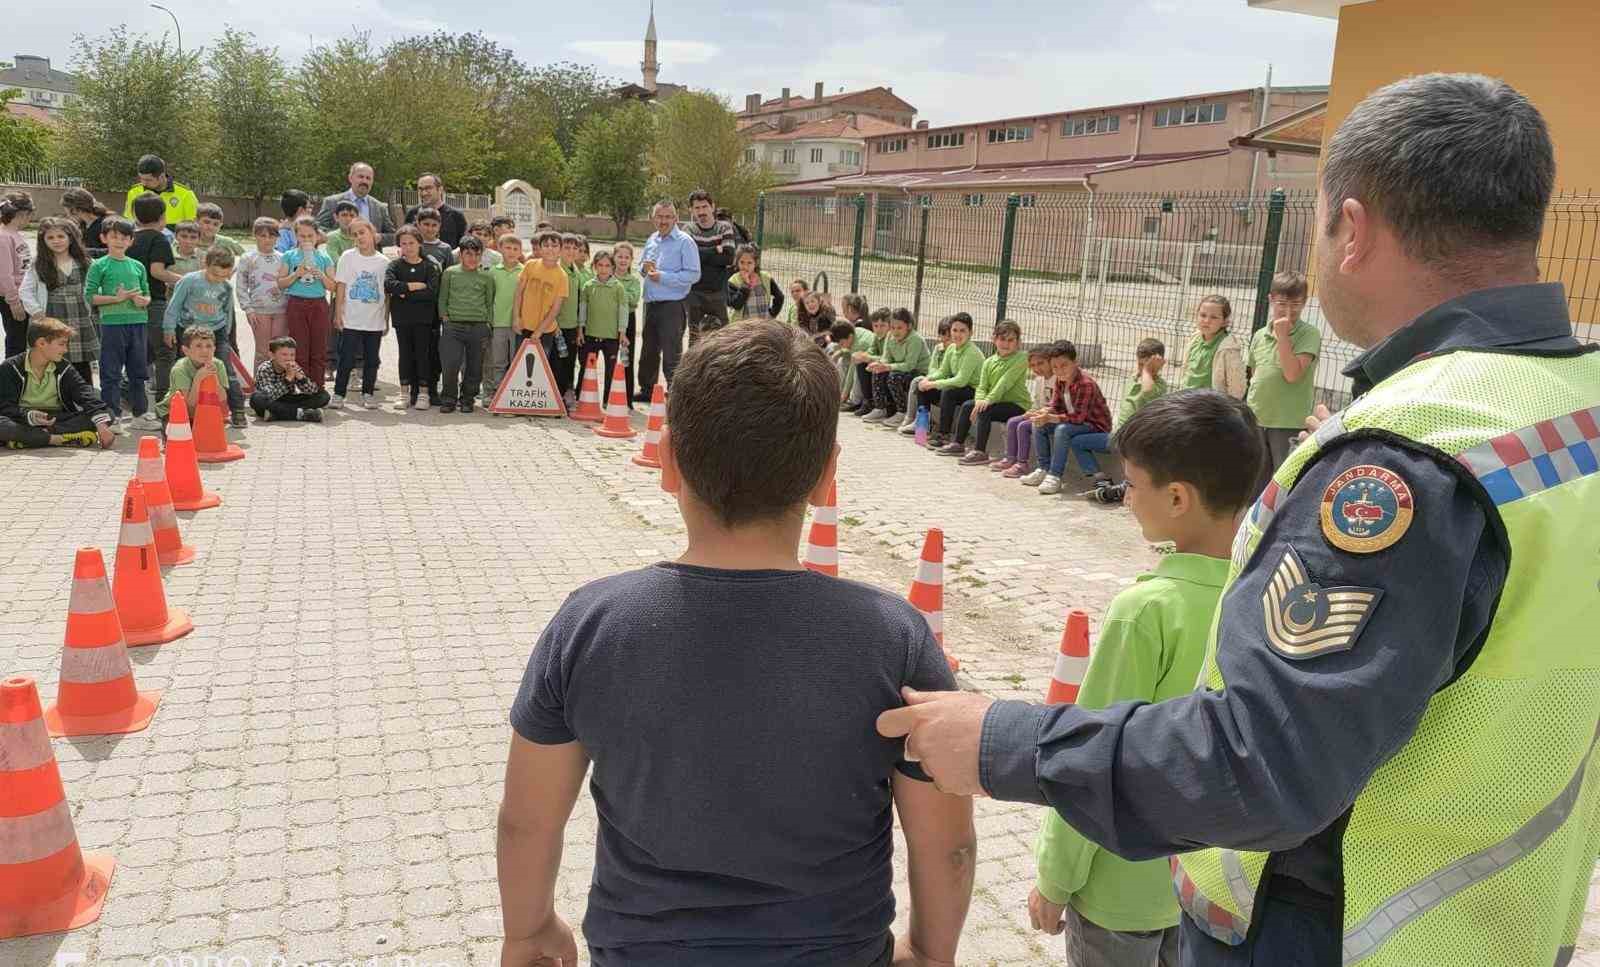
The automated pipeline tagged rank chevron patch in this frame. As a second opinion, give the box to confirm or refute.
[1262,546,1384,660]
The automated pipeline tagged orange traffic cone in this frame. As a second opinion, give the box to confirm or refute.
[136,436,195,566]
[163,392,220,511]
[594,358,638,439]
[803,480,839,576]
[631,382,667,468]
[45,548,161,737]
[0,676,116,939]
[908,527,958,672]
[193,371,244,463]
[113,478,193,647]
[571,353,604,423]
[1045,610,1091,705]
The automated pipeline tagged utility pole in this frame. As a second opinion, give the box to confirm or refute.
[150,4,182,53]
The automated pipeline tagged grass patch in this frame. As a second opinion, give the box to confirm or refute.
[956,575,988,588]
[840,515,863,527]
[1002,672,1025,687]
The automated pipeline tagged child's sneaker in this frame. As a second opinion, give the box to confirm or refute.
[958,449,989,466]
[1020,468,1048,487]
[328,395,347,409]
[361,393,377,410]
[109,421,129,437]
[924,433,945,449]
[1002,463,1027,479]
[298,408,323,423]
[230,409,248,428]
[1038,475,1064,495]
[1087,480,1126,504]
[897,421,917,436]
[861,408,889,423]
[989,457,1013,471]
[936,441,964,456]
[461,401,475,414]
[412,397,430,411]
[440,402,456,414]
[129,414,162,431]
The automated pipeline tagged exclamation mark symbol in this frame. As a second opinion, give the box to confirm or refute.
[525,351,536,387]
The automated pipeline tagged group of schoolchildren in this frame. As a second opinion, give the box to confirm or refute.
[820,270,1320,499]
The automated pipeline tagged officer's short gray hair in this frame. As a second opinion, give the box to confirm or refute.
[1322,73,1553,268]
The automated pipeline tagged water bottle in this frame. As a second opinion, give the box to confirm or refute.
[913,406,930,446]
[619,344,630,367]
[555,331,569,358]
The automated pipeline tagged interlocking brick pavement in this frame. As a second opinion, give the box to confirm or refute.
[0,338,1594,967]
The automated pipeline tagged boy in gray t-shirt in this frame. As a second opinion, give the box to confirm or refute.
[502,321,976,967]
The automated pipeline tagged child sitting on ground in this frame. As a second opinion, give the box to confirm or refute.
[914,312,985,449]
[1069,337,1171,500]
[784,278,809,328]
[828,319,875,410]
[1181,294,1245,398]
[864,307,929,425]
[0,317,113,449]
[250,336,328,422]
[1029,390,1261,966]
[156,325,229,425]
[1022,340,1111,495]
[499,320,975,967]
[897,316,953,434]
[164,248,245,424]
[944,319,1032,463]
[993,347,1053,477]
[848,308,893,418]
[578,250,628,403]
[839,294,873,412]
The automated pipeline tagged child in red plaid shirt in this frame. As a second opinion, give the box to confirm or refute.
[1021,340,1111,495]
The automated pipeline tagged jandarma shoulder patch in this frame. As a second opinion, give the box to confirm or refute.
[1262,545,1383,660]
[1319,464,1414,554]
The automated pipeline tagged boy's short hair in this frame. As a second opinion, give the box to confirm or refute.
[575,234,591,253]
[559,233,581,247]
[1136,337,1165,360]
[867,307,892,325]
[490,215,515,229]
[395,224,421,244]
[102,217,135,239]
[841,293,869,318]
[280,189,310,218]
[667,320,837,527]
[196,202,224,221]
[948,311,974,331]
[457,236,483,253]
[534,221,555,232]
[790,278,809,291]
[415,207,441,225]
[468,220,491,235]
[1047,340,1078,361]
[26,316,73,347]
[828,322,856,343]
[935,315,953,336]
[1269,271,1309,301]
[173,220,200,237]
[180,325,215,347]
[203,248,235,269]
[1113,390,1263,515]
[251,216,279,235]
[1027,346,1049,361]
[131,192,166,225]
[890,307,914,327]
[334,200,359,216]
[267,335,298,352]
[498,233,523,248]
[533,229,561,247]
[993,319,1022,341]
[136,154,165,176]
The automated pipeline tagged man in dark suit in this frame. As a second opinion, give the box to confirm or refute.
[404,173,468,248]
[315,161,395,244]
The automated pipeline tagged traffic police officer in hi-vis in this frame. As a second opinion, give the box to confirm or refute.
[879,72,1600,967]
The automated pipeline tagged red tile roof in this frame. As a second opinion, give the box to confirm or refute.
[739,86,916,118]
[745,114,911,142]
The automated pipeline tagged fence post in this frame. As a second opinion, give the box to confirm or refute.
[1251,188,1288,334]
[850,194,867,292]
[754,192,766,249]
[913,199,931,324]
[996,194,1021,324]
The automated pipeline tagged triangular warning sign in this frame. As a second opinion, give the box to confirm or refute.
[488,337,567,416]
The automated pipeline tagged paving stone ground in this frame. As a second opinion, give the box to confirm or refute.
[1,338,1595,967]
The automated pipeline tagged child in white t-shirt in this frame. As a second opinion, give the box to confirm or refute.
[330,219,390,409]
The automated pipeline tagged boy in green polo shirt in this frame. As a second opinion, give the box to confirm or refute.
[578,250,628,404]
[1245,271,1321,478]
[1029,389,1263,967]
[323,200,359,266]
[84,217,155,429]
[485,233,525,403]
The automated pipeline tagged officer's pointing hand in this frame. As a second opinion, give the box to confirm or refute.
[876,687,993,797]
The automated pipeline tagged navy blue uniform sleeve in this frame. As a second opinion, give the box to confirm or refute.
[896,622,960,781]
[510,613,577,745]
[979,437,1507,859]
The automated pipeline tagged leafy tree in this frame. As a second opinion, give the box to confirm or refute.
[653,91,777,219]
[526,62,620,157]
[297,34,393,195]
[206,30,304,205]
[0,89,51,174]
[55,28,209,190]
[571,102,655,239]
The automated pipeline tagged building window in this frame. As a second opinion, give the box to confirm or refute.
[823,197,839,215]
[810,148,824,163]
[744,148,756,163]
[839,149,860,166]
[1018,194,1037,207]
[875,138,908,154]
[927,131,966,149]
[1062,114,1120,137]
[781,148,796,164]
[963,193,985,207]
[986,125,1034,144]
[1154,102,1228,128]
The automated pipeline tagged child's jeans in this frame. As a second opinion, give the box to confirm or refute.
[211,329,248,412]
[245,311,287,367]
[1067,431,1112,476]
[284,295,331,388]
[438,322,487,403]
[1034,421,1103,477]
[100,323,149,417]
[334,329,383,397]
[1005,414,1034,464]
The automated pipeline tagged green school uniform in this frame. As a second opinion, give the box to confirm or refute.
[975,350,1032,408]
[1245,320,1321,429]
[579,277,628,340]
[927,341,985,390]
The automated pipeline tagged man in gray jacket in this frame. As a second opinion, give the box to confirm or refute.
[316,161,395,244]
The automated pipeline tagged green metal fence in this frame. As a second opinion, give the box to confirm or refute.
[753,189,1599,410]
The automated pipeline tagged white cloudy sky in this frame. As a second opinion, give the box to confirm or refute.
[12,0,1337,125]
